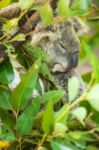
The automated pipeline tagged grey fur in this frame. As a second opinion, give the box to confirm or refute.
[30,17,88,101]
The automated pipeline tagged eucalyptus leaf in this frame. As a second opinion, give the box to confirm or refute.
[68,76,80,101]
[72,107,87,125]
[57,0,70,17]
[71,0,91,11]
[40,63,52,80]
[42,101,54,134]
[37,2,53,25]
[0,60,14,84]
[0,87,12,110]
[51,141,73,150]
[37,147,48,150]
[11,33,25,42]
[10,59,41,109]
[69,131,84,140]
[16,98,41,135]
[87,84,99,111]
[0,124,15,142]
[0,108,14,128]
[25,45,50,62]
[42,90,65,104]
[55,104,68,124]
[19,0,32,10]
[53,122,67,136]
[0,0,11,8]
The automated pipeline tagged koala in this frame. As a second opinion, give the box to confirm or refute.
[30,17,88,101]
[31,17,88,72]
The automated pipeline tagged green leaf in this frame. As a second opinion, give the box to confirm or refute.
[42,90,65,104]
[57,0,70,17]
[68,76,80,101]
[0,108,14,128]
[37,2,53,25]
[69,131,84,140]
[42,101,54,133]
[80,0,91,11]
[71,0,91,13]
[0,124,15,142]
[0,60,14,84]
[53,123,67,136]
[16,98,41,135]
[19,0,33,10]
[11,33,25,42]
[10,59,41,109]
[55,104,68,124]
[37,147,48,150]
[87,145,98,150]
[51,141,74,150]
[25,45,50,62]
[82,40,99,81]
[40,63,52,80]
[0,87,12,110]
[72,107,87,125]
[87,84,99,112]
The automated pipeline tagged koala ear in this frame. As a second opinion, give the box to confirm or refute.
[71,17,89,36]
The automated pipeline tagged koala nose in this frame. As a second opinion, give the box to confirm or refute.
[67,51,79,69]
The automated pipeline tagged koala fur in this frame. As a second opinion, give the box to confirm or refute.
[30,17,88,101]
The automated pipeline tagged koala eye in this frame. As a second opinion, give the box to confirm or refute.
[45,36,50,41]
[59,43,66,54]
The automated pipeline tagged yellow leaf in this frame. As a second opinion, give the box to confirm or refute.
[0,0,11,8]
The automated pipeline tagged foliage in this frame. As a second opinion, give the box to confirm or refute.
[0,0,99,149]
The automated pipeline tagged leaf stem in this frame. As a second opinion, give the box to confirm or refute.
[37,133,48,148]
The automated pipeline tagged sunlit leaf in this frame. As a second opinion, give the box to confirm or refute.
[37,2,53,25]
[19,0,32,10]
[72,107,87,125]
[11,33,25,42]
[10,59,41,109]
[0,0,11,8]
[53,122,67,136]
[42,101,54,133]
[4,18,18,33]
[68,76,80,101]
[57,0,70,17]
[87,84,99,112]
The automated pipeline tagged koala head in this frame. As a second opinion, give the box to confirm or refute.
[31,17,89,72]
